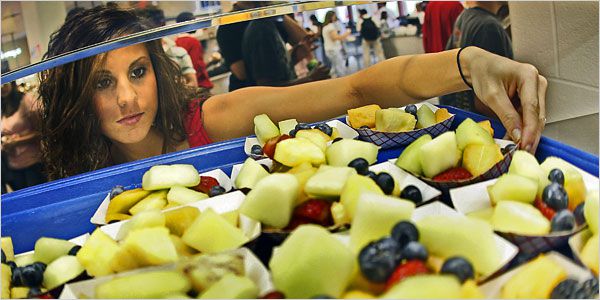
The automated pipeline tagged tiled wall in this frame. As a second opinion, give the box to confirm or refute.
[509,1,599,154]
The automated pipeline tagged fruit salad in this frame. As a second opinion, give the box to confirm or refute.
[569,190,599,275]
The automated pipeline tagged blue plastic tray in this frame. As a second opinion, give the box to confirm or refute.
[2,105,598,253]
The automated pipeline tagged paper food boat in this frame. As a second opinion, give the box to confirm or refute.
[568,228,595,271]
[97,190,261,243]
[59,247,275,299]
[411,201,518,282]
[91,168,232,225]
[347,103,454,149]
[450,166,599,257]
[391,139,517,192]
[479,251,595,298]
[244,119,359,159]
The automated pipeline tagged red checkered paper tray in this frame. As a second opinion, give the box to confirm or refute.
[347,103,454,149]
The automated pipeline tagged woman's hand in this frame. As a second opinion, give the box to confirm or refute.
[461,46,547,153]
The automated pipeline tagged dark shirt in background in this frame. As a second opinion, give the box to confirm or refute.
[441,7,513,112]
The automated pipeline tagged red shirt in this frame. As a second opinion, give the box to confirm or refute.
[184,98,212,147]
[175,35,214,89]
[423,1,464,53]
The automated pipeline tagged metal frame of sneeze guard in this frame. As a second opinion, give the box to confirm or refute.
[1,1,368,84]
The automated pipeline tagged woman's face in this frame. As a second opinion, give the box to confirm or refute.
[93,44,158,145]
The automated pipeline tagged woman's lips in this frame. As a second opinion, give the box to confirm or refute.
[117,112,144,126]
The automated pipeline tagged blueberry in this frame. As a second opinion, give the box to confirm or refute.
[400,185,422,204]
[289,128,297,137]
[401,241,428,261]
[391,221,419,249]
[366,171,378,181]
[209,185,226,197]
[348,158,369,175]
[440,256,474,283]
[501,143,517,155]
[332,137,343,143]
[295,123,312,131]
[20,264,43,287]
[109,185,125,199]
[551,209,576,232]
[11,266,23,286]
[404,104,418,117]
[375,173,395,195]
[31,262,46,273]
[28,287,42,298]
[551,278,580,299]
[315,123,333,136]
[6,261,16,272]
[251,144,263,156]
[574,202,586,226]
[358,237,402,283]
[548,168,565,186]
[68,245,82,256]
[577,277,599,298]
[1,249,5,264]
[543,183,569,211]
[311,295,334,299]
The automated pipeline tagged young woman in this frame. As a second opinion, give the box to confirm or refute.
[321,11,352,77]
[38,6,546,180]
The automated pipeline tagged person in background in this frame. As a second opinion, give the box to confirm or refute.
[357,9,385,68]
[1,80,47,193]
[309,14,328,66]
[422,1,464,53]
[175,12,214,90]
[442,1,513,117]
[379,11,398,59]
[322,11,351,77]
[375,2,396,29]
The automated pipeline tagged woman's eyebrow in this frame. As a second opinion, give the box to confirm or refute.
[129,56,150,68]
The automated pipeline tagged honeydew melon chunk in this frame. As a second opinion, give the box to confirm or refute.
[375,108,416,132]
[581,234,599,275]
[419,131,461,178]
[95,271,191,299]
[117,209,166,240]
[395,134,432,176]
[340,174,384,220]
[235,158,270,190]
[123,227,178,266]
[416,105,437,129]
[76,228,120,277]
[169,234,198,257]
[541,156,587,210]
[109,246,140,273]
[274,138,326,167]
[42,255,84,290]
[487,173,538,204]
[33,237,76,265]
[2,264,10,299]
[455,118,495,150]
[462,143,503,177]
[167,186,208,206]
[304,165,357,198]
[492,201,550,235]
[186,253,245,292]
[182,208,249,253]
[269,225,354,298]
[221,210,239,227]
[142,164,200,190]
[1,237,14,261]
[350,193,415,252]
[10,287,29,299]
[382,275,462,299]
[129,190,168,215]
[466,207,495,226]
[509,150,548,197]
[106,188,151,217]
[14,253,35,267]
[584,190,599,234]
[287,162,318,204]
[254,114,280,145]
[296,129,329,151]
[240,174,298,228]
[326,139,379,167]
[199,273,259,299]
[501,255,567,299]
[278,119,298,136]
[163,206,201,237]
[417,215,500,276]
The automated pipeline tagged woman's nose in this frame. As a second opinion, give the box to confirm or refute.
[116,81,137,108]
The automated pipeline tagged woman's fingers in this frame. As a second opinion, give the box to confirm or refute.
[483,83,524,144]
[516,64,542,153]
[531,75,548,152]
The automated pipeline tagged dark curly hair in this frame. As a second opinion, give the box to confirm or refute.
[38,6,194,180]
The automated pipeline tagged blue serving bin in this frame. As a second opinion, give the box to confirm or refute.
[2,106,598,254]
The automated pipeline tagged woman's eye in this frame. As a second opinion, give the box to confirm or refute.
[131,67,146,79]
[96,78,112,89]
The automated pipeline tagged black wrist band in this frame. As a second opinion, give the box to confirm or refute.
[457,47,473,90]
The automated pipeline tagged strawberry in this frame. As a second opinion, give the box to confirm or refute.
[263,134,291,159]
[292,199,333,226]
[432,167,473,182]
[385,260,429,290]
[534,198,556,220]
[284,216,313,231]
[192,176,219,194]
[261,291,285,299]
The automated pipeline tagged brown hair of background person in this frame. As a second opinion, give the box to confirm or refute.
[37,7,195,180]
